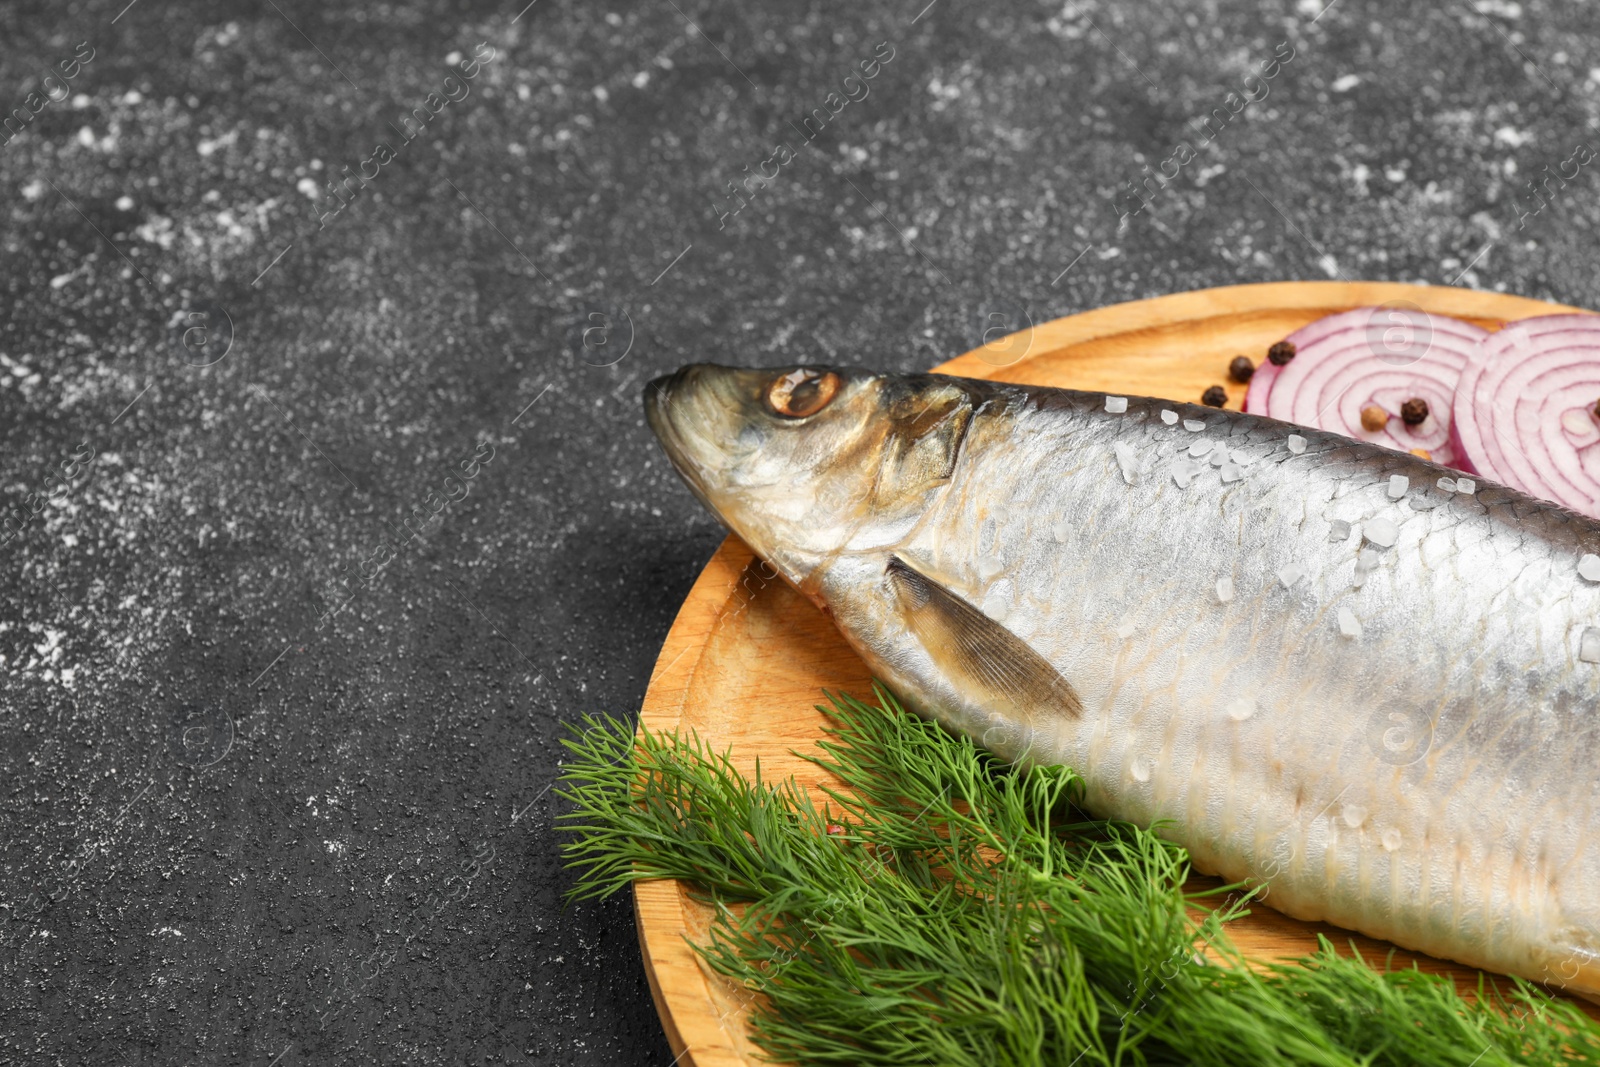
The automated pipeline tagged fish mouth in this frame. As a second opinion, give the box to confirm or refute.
[643,370,681,455]
[644,368,720,516]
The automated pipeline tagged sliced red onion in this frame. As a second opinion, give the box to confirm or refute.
[1245,307,1487,468]
[1450,314,1600,518]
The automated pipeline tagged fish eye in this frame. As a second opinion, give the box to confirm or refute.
[765,368,841,419]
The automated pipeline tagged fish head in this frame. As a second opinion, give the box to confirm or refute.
[645,363,977,592]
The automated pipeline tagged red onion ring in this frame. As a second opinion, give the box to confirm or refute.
[1450,314,1600,518]
[1245,306,1486,469]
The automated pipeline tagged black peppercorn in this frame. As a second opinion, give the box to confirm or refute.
[1400,397,1429,426]
[1267,340,1296,366]
[1228,356,1255,384]
[1201,385,1228,408]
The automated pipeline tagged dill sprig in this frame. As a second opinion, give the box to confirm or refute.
[557,685,1600,1066]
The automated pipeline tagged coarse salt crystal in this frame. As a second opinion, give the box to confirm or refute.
[1581,554,1600,582]
[1216,576,1234,603]
[1582,626,1600,664]
[1387,474,1408,500]
[1052,521,1071,542]
[1341,803,1367,828]
[1226,697,1254,722]
[1456,478,1476,495]
[1113,441,1139,484]
[1355,547,1380,573]
[1278,563,1304,588]
[1329,519,1351,542]
[1105,395,1128,413]
[1184,419,1206,432]
[1436,477,1457,493]
[1286,434,1307,455]
[1561,408,1594,436]
[1338,606,1363,638]
[977,555,1004,581]
[1365,517,1398,548]
[1381,828,1402,852]
[1130,756,1151,783]
[1210,448,1228,468]
[982,594,1010,621]
[1115,618,1137,639]
[1160,409,1178,425]
[1189,439,1214,458]
[1220,461,1244,483]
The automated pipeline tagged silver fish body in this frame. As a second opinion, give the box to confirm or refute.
[646,363,1600,997]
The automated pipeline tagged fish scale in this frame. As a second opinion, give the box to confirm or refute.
[646,363,1600,997]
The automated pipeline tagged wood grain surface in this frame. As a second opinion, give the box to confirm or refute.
[632,281,1596,1067]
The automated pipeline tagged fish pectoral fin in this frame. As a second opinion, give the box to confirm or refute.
[884,555,1082,721]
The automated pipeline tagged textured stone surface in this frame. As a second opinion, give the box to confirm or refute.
[1,0,1597,1063]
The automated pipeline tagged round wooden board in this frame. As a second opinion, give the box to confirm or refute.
[634,280,1597,1067]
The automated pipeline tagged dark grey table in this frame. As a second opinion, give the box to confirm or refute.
[2,0,1595,1063]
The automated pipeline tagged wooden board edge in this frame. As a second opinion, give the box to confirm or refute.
[635,884,697,1064]
[636,537,759,1067]
[935,280,1589,379]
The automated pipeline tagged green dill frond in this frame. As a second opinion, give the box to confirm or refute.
[557,688,1600,1066]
